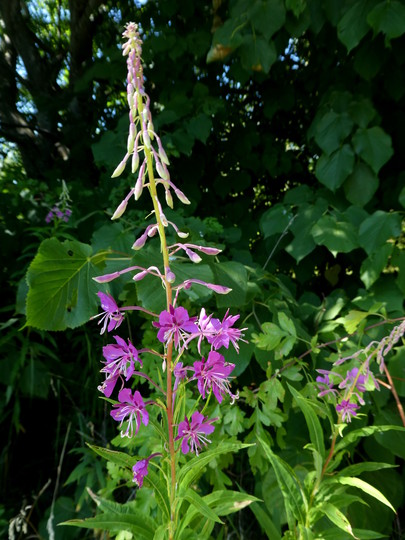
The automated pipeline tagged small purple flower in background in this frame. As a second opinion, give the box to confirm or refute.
[175,411,217,455]
[336,400,360,423]
[98,336,141,397]
[110,388,149,438]
[315,369,340,398]
[132,458,150,488]
[339,367,366,393]
[193,350,237,403]
[92,292,124,334]
[153,305,198,349]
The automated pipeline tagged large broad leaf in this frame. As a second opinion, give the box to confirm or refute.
[367,0,405,41]
[352,127,393,174]
[358,210,402,255]
[344,162,379,207]
[337,0,374,51]
[311,215,358,255]
[315,145,355,191]
[248,0,286,39]
[360,244,393,288]
[314,111,353,155]
[25,238,106,331]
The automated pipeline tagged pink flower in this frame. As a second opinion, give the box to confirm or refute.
[110,388,149,438]
[175,411,216,455]
[336,400,360,423]
[92,292,124,334]
[153,305,198,349]
[207,310,243,352]
[98,336,141,397]
[193,350,237,403]
[132,459,149,488]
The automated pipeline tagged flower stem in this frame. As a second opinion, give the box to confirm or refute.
[139,96,176,535]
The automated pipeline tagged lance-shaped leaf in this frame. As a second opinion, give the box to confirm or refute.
[258,436,307,529]
[25,238,106,331]
[177,442,251,495]
[60,512,155,539]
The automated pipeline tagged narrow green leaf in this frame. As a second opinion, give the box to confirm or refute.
[288,384,325,460]
[338,462,396,477]
[319,503,357,538]
[177,442,250,493]
[144,469,171,519]
[334,425,405,454]
[87,444,134,469]
[258,437,306,528]
[249,501,281,540]
[60,513,155,539]
[337,477,395,512]
[184,488,223,524]
[180,490,259,536]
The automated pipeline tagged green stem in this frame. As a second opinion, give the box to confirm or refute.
[139,97,176,537]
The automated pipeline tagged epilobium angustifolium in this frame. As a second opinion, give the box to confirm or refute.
[90,22,246,535]
[316,319,405,423]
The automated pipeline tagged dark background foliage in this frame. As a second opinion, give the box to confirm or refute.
[1,0,404,538]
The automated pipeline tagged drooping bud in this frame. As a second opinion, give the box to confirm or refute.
[132,150,140,174]
[111,199,128,220]
[157,139,170,165]
[175,189,191,205]
[185,248,202,263]
[134,160,146,200]
[165,189,173,209]
[165,267,176,283]
[143,129,151,149]
[93,272,121,283]
[111,154,129,178]
[156,160,169,181]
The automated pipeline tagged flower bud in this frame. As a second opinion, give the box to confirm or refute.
[185,248,202,263]
[157,140,170,165]
[165,267,176,283]
[165,189,173,209]
[175,189,191,205]
[132,150,139,173]
[111,155,128,178]
[111,199,128,220]
[156,160,169,180]
[143,129,151,149]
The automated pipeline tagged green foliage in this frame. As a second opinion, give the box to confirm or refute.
[1,0,405,537]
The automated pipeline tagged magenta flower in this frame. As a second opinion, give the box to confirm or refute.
[339,367,366,393]
[336,400,360,422]
[98,336,141,397]
[153,305,198,349]
[110,388,149,438]
[315,369,339,398]
[132,458,149,488]
[193,350,237,403]
[92,292,124,334]
[175,411,216,455]
[207,310,243,352]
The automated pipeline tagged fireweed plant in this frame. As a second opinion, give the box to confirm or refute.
[72,22,253,540]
